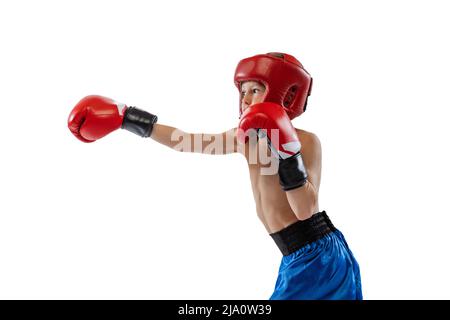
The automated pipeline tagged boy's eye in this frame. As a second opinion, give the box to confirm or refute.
[253,88,260,94]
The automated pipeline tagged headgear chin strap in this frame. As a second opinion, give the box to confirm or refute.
[234,52,312,120]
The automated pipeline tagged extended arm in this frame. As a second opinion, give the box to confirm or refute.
[151,124,238,155]
[67,95,238,155]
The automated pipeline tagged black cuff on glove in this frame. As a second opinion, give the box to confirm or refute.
[278,153,308,191]
[122,107,158,138]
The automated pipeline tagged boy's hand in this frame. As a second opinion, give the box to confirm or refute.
[68,95,158,142]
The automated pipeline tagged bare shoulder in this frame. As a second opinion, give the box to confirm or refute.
[295,128,322,189]
[295,128,321,152]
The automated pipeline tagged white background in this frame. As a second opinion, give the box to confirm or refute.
[0,0,449,300]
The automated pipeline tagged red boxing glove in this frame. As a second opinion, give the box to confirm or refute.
[238,102,308,190]
[68,95,158,143]
[68,95,126,143]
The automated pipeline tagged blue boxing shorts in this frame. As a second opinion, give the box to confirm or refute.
[269,211,362,300]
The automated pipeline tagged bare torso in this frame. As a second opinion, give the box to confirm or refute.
[241,129,321,233]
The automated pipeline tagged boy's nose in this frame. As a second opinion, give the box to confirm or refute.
[243,93,252,106]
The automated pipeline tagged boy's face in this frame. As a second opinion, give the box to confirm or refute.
[240,81,266,113]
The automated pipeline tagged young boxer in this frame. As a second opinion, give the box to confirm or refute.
[68,52,362,300]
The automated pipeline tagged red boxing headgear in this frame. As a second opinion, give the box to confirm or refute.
[234,52,312,120]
